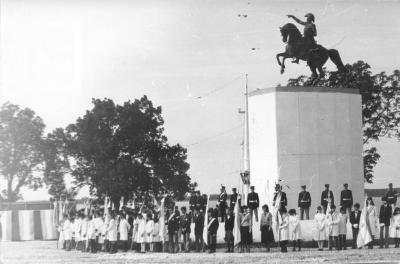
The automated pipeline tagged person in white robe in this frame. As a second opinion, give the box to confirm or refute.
[107,212,118,254]
[63,216,73,251]
[146,212,155,252]
[136,213,147,253]
[390,207,400,247]
[278,208,289,253]
[326,204,340,250]
[118,213,131,252]
[313,206,326,251]
[288,209,302,251]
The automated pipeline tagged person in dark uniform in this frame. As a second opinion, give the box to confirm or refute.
[321,184,334,214]
[298,185,311,220]
[379,197,392,248]
[207,210,219,253]
[247,186,260,222]
[273,184,288,210]
[350,203,361,249]
[194,191,202,211]
[224,208,235,252]
[218,186,228,222]
[189,192,197,212]
[200,194,208,212]
[385,183,398,210]
[167,207,180,254]
[287,13,318,64]
[179,206,191,252]
[340,183,353,216]
[230,188,239,210]
[194,209,204,252]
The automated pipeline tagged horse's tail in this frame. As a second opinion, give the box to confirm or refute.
[328,49,346,72]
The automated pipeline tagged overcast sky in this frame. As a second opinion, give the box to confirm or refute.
[1,0,400,200]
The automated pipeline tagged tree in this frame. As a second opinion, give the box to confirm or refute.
[0,102,45,201]
[287,61,400,183]
[64,96,191,204]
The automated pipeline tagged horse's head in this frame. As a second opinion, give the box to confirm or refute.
[279,23,301,44]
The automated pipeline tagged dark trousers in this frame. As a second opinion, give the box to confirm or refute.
[292,239,301,250]
[109,241,117,254]
[120,240,128,252]
[219,204,227,222]
[89,239,97,253]
[104,239,110,252]
[380,225,390,248]
[328,236,339,250]
[299,207,310,220]
[208,233,217,252]
[338,234,346,250]
[395,238,400,248]
[195,234,204,252]
[65,240,72,251]
[367,236,374,249]
[280,240,288,252]
[168,232,178,253]
[352,228,359,249]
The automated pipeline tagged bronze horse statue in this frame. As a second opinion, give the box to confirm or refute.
[276,23,347,85]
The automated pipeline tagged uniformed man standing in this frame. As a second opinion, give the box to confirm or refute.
[273,184,287,210]
[230,188,239,210]
[218,186,228,222]
[385,183,398,210]
[298,185,311,220]
[247,186,260,222]
[321,184,334,214]
[340,183,353,216]
[189,192,197,212]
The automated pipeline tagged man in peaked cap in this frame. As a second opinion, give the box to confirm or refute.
[218,185,228,222]
[385,183,398,210]
[298,185,311,220]
[321,184,334,214]
[230,188,240,210]
[247,186,260,222]
[340,183,353,216]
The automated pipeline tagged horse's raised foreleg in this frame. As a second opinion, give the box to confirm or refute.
[280,56,287,74]
[276,53,284,66]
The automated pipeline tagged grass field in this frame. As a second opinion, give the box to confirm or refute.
[1,241,400,264]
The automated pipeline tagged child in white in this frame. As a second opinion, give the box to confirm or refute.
[390,207,400,248]
[278,208,289,253]
[338,207,348,250]
[314,206,326,251]
[146,212,155,252]
[118,213,131,252]
[288,209,302,251]
[63,216,73,251]
[107,213,118,254]
[137,213,147,253]
[326,204,340,250]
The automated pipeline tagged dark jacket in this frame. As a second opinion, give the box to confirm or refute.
[340,189,353,208]
[230,193,239,209]
[298,191,311,208]
[379,204,393,226]
[219,191,227,208]
[189,195,197,211]
[180,213,191,234]
[208,217,219,235]
[273,191,287,208]
[350,210,361,229]
[321,190,334,207]
[385,190,398,205]
[194,214,204,235]
[247,192,259,209]
[167,213,180,233]
[225,214,235,232]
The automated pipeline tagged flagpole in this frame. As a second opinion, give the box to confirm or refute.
[241,74,250,205]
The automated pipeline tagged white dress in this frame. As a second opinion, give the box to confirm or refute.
[93,217,104,238]
[132,218,139,242]
[313,213,326,241]
[87,220,96,240]
[63,220,72,240]
[136,218,146,243]
[279,214,289,241]
[74,219,82,242]
[80,219,89,241]
[366,205,377,237]
[98,221,107,244]
[326,212,340,236]
[145,220,155,243]
[152,222,160,242]
[288,215,302,240]
[119,218,131,241]
[390,214,400,238]
[107,219,118,242]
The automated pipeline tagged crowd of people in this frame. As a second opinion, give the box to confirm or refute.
[56,183,400,255]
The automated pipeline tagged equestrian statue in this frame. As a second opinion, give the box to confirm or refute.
[276,13,347,85]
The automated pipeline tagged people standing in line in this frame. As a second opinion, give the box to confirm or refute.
[194,209,205,252]
[379,197,392,249]
[119,213,131,252]
[240,206,252,253]
[321,184,334,214]
[179,206,191,252]
[298,185,311,220]
[224,207,235,252]
[385,183,398,211]
[107,212,118,254]
[230,188,239,210]
[218,186,228,223]
[167,208,180,254]
[278,207,289,253]
[365,197,377,249]
[338,207,348,250]
[273,184,288,211]
[350,203,361,249]
[260,204,274,252]
[288,209,302,251]
[145,212,155,252]
[247,186,260,222]
[313,206,326,251]
[326,204,340,250]
[207,210,219,253]
[391,207,400,248]
[340,183,353,216]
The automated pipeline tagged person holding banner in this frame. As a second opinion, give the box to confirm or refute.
[240,206,252,253]
[260,204,274,252]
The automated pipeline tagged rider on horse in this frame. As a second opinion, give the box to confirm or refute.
[287,13,317,64]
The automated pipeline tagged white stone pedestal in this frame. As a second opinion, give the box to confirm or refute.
[248,86,364,223]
